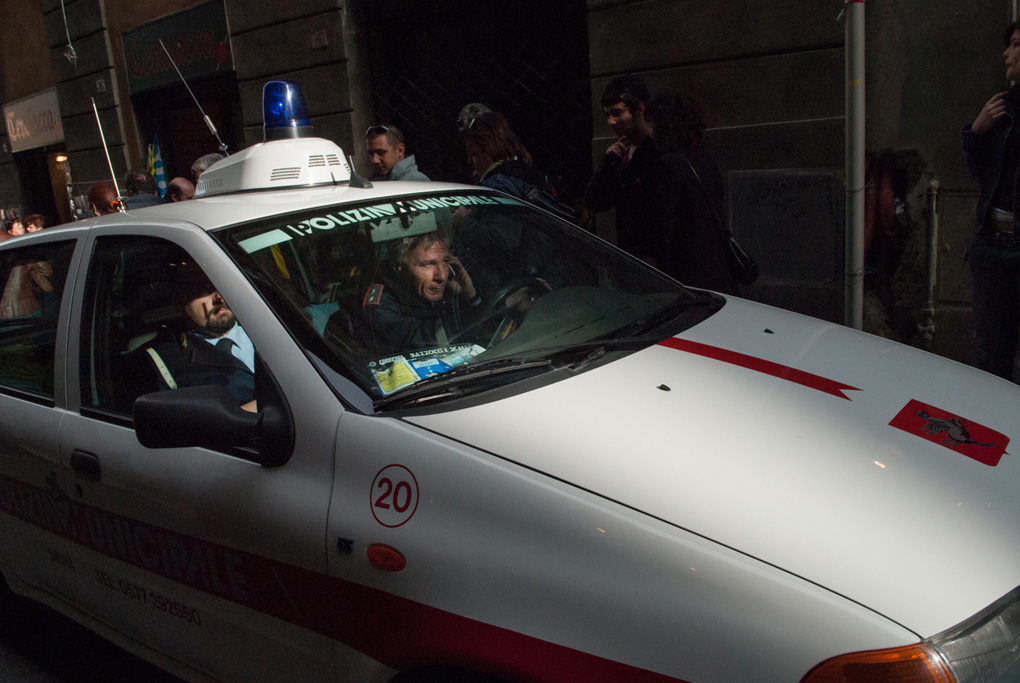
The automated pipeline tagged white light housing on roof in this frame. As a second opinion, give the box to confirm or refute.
[195,80,353,198]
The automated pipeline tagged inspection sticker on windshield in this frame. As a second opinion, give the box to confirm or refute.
[889,399,1010,466]
[369,344,485,395]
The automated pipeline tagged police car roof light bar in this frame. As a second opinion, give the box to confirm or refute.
[263,80,313,141]
[193,80,352,198]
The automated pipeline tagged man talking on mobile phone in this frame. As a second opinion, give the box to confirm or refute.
[362,232,480,355]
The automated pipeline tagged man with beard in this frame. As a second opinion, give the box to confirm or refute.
[584,75,659,265]
[136,265,256,410]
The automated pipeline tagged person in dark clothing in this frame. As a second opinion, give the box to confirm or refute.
[643,87,739,295]
[962,20,1020,381]
[459,111,553,194]
[122,169,162,210]
[584,75,658,259]
[135,265,256,409]
[453,111,566,296]
[364,232,480,355]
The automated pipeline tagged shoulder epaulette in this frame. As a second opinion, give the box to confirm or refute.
[363,284,384,307]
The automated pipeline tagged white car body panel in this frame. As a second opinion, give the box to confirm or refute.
[407,297,1020,639]
[330,411,916,682]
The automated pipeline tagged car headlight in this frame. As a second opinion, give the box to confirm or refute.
[800,587,1020,683]
[928,585,1020,683]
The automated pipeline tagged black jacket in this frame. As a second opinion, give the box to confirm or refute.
[132,329,255,405]
[584,136,659,259]
[643,147,739,295]
[363,282,478,356]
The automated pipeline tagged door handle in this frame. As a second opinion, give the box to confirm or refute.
[70,450,101,482]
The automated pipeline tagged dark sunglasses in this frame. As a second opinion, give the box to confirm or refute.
[366,125,404,144]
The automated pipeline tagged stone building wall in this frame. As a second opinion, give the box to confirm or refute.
[586,0,1016,368]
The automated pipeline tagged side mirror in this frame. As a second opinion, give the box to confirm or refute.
[133,384,292,466]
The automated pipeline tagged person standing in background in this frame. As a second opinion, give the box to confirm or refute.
[191,153,226,182]
[643,87,738,295]
[88,182,121,215]
[166,177,196,203]
[584,75,658,258]
[962,20,1020,381]
[122,169,162,210]
[365,124,430,182]
[24,214,45,232]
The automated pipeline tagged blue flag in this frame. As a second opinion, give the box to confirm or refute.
[147,135,167,198]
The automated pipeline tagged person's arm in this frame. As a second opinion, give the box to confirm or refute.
[963,91,1010,181]
[972,91,1009,136]
[446,256,478,304]
[584,144,626,212]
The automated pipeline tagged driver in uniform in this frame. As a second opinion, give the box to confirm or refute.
[363,232,481,355]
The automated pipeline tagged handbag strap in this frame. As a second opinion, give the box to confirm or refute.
[672,151,734,242]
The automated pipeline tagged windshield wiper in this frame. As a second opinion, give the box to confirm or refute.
[374,306,711,411]
[376,356,553,409]
[612,295,712,339]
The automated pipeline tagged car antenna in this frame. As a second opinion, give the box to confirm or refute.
[346,154,373,189]
[158,38,229,156]
[91,97,126,213]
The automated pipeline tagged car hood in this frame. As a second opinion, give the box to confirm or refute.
[406,297,1020,638]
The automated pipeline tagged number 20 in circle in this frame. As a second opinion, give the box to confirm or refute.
[371,465,420,528]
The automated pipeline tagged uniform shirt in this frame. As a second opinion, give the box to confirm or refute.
[196,323,255,372]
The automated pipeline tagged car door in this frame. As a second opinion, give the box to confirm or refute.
[0,236,82,601]
[57,228,343,682]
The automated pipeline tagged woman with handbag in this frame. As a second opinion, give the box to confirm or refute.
[643,87,743,295]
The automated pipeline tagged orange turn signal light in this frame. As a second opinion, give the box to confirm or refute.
[367,544,406,572]
[800,643,955,683]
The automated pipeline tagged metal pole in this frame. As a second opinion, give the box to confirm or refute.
[845,0,866,329]
[919,179,940,351]
[92,98,125,212]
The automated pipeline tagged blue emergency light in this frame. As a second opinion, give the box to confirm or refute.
[263,80,313,141]
[195,79,354,197]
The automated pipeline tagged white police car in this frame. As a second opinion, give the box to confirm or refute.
[0,81,1018,683]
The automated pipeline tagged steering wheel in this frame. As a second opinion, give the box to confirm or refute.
[486,276,550,346]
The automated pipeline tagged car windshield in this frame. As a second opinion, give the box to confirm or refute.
[219,190,716,406]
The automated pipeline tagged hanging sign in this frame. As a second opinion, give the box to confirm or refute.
[3,88,64,153]
[123,0,233,95]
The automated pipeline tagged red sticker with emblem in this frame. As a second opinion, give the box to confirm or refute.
[889,399,1010,466]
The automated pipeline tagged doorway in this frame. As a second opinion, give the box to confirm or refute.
[130,71,243,183]
[14,145,67,227]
